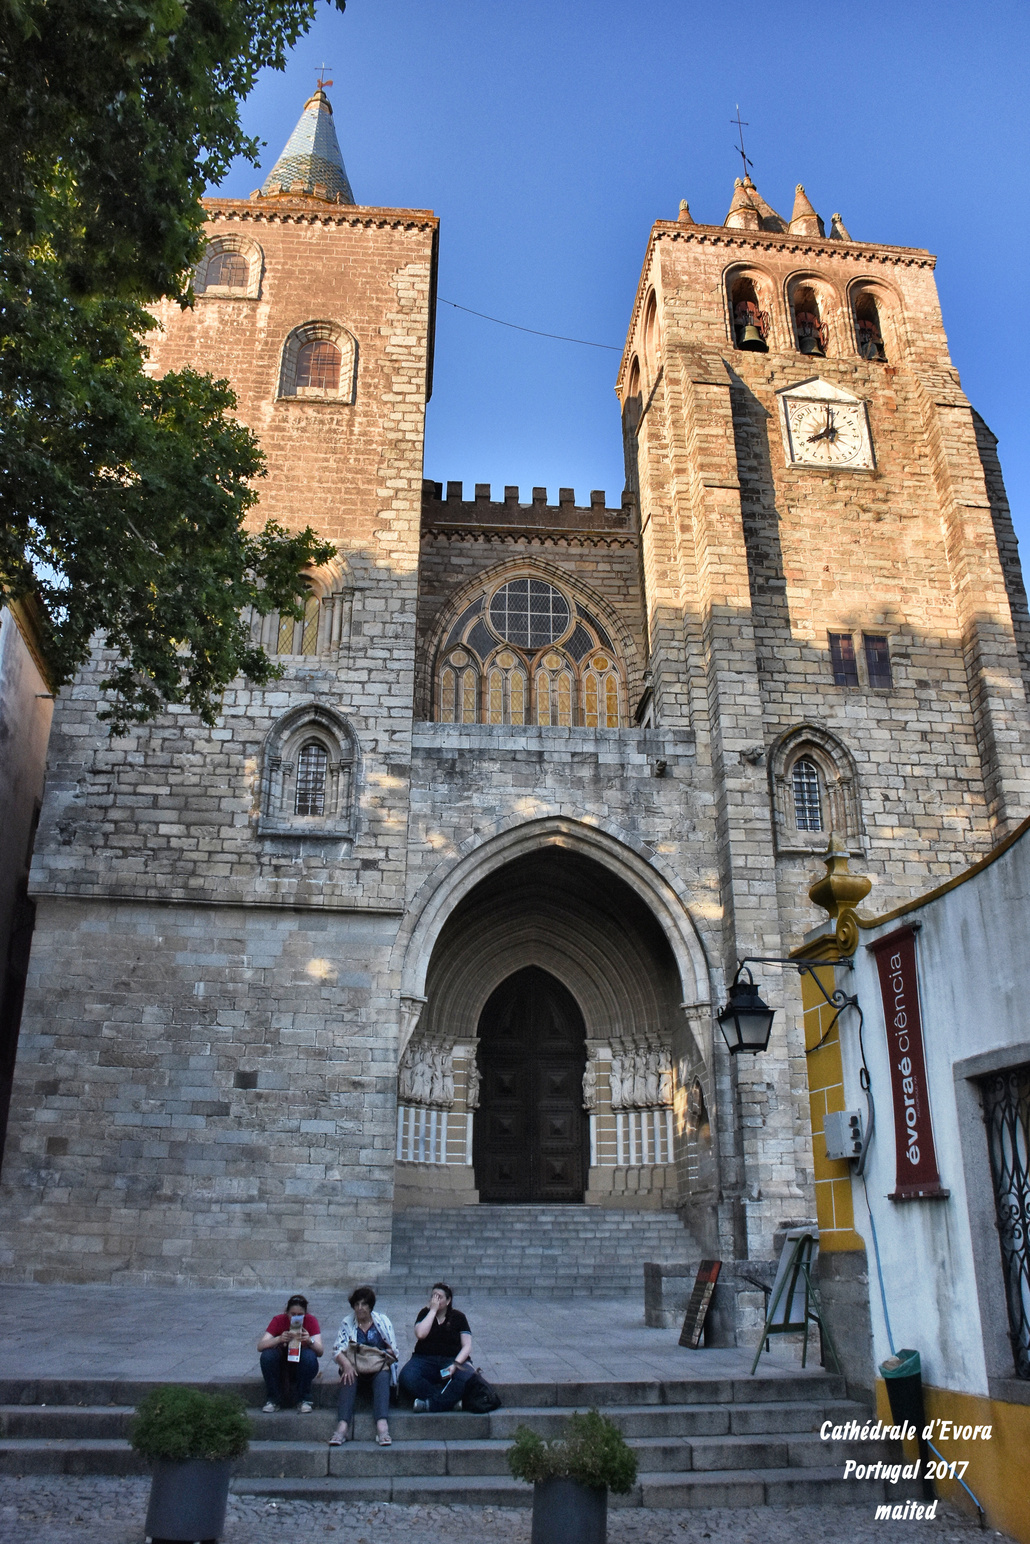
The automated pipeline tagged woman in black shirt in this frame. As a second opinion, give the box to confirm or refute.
[398,1282,475,1412]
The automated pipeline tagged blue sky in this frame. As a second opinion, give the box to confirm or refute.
[217,0,1030,544]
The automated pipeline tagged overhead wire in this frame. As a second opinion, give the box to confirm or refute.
[437,297,621,351]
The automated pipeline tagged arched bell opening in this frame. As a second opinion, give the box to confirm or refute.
[853,290,888,362]
[792,285,828,357]
[730,275,770,353]
[394,845,693,1212]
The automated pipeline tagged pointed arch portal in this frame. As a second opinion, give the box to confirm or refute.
[475,966,589,1203]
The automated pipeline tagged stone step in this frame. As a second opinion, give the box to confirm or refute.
[0,1373,849,1410]
[0,1395,864,1444]
[230,1465,903,1509]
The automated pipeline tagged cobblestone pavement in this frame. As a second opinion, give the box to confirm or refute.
[0,1477,1012,1544]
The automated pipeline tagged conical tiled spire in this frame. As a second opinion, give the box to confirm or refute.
[261,87,355,204]
[829,211,852,241]
[789,184,824,237]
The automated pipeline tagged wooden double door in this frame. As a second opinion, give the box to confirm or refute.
[474,966,588,1204]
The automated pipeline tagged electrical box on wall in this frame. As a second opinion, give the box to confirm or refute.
[824,1109,863,1161]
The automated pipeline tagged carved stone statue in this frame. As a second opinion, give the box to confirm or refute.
[398,1038,454,1108]
[582,1056,597,1112]
[464,1057,481,1111]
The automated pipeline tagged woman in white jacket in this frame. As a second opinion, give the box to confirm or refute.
[330,1285,400,1446]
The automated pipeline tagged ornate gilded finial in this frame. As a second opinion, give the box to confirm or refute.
[808,837,872,955]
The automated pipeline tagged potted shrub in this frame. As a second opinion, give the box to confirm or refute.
[507,1408,638,1544]
[129,1385,250,1543]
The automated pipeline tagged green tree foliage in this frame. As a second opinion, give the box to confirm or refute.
[129,1385,251,1463]
[0,0,343,729]
[507,1410,639,1494]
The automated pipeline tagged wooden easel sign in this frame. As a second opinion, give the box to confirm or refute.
[678,1259,722,1348]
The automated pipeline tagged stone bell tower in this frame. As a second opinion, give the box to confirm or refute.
[0,87,440,1285]
[617,172,1030,1255]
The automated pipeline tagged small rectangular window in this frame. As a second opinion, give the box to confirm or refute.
[864,634,892,689]
[828,633,859,687]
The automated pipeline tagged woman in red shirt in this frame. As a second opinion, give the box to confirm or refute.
[258,1293,323,1412]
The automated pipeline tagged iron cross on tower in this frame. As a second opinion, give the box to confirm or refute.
[732,106,753,178]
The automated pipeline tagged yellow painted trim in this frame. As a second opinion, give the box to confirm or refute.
[854,813,1030,933]
[875,1379,1030,1544]
[799,946,864,1252]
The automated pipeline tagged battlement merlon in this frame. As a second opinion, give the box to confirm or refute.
[421,481,637,535]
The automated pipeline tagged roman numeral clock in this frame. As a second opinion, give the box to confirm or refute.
[778,378,874,469]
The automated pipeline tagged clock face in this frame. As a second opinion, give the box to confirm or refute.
[785,398,869,467]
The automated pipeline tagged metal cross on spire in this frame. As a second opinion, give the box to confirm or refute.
[731,106,753,179]
[316,64,334,90]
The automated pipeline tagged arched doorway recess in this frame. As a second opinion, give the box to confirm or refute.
[395,845,691,1210]
[475,966,588,1203]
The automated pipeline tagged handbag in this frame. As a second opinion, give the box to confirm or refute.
[343,1338,398,1377]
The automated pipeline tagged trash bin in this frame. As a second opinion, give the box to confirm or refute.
[880,1348,923,1428]
[880,1348,933,1499]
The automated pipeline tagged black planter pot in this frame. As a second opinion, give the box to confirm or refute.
[144,1457,232,1543]
[530,1476,607,1544]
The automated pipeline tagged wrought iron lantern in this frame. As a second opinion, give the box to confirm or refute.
[717,965,776,1054]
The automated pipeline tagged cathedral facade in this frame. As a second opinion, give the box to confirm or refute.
[2,90,1029,1287]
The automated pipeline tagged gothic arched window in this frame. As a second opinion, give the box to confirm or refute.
[432,576,625,728]
[260,706,357,839]
[486,651,528,726]
[730,274,770,352]
[769,724,865,855]
[294,740,329,816]
[583,653,620,729]
[791,757,823,832]
[275,589,321,655]
[535,653,575,726]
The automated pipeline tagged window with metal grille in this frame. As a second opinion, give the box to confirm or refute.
[207,251,249,288]
[294,741,328,816]
[296,340,341,392]
[864,634,893,688]
[829,633,859,687]
[791,758,823,831]
[980,1064,1030,1379]
[489,579,570,648]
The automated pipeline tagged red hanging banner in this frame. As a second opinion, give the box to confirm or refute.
[869,925,948,1201]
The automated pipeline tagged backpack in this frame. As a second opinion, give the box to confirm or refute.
[461,1368,502,1414]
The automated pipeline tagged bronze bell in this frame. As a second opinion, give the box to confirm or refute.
[740,323,767,351]
[798,334,824,356]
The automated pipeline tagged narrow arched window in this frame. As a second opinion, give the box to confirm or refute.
[535,653,574,726]
[792,758,823,831]
[296,340,341,392]
[583,654,620,728]
[207,251,249,289]
[275,592,320,655]
[295,741,329,816]
[486,652,526,725]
